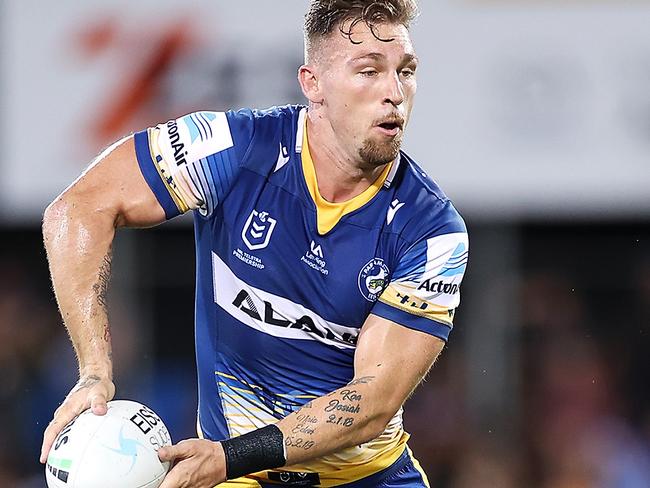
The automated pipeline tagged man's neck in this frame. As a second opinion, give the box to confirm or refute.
[305,112,388,203]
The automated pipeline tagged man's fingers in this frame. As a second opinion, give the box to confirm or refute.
[41,378,115,464]
[159,439,196,463]
[158,459,193,488]
[158,442,189,463]
[90,393,108,415]
[40,420,60,463]
[157,450,186,488]
[157,440,223,488]
[158,445,175,463]
[40,403,82,463]
[40,394,94,463]
[158,465,181,488]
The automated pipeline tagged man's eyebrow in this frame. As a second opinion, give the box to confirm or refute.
[349,52,419,64]
[349,52,386,63]
[403,53,419,65]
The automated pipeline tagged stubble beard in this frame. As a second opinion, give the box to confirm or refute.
[358,134,402,168]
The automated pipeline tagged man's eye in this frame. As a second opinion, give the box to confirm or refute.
[360,70,378,77]
[401,69,415,77]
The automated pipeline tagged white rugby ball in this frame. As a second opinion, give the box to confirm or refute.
[46,400,172,488]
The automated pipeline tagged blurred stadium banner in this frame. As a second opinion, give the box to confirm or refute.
[1,0,649,222]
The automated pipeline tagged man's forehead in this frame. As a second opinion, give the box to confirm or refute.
[320,21,415,62]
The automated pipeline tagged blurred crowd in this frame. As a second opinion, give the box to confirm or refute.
[0,223,648,487]
[405,224,650,487]
[0,229,198,487]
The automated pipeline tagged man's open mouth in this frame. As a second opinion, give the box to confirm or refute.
[378,122,401,131]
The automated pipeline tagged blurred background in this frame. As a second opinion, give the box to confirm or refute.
[1,0,649,486]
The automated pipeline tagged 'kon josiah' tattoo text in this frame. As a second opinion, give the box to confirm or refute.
[284,377,374,451]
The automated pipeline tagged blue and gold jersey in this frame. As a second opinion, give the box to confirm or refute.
[134,105,468,486]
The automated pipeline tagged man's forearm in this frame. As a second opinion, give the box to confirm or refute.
[43,196,116,378]
[216,376,392,481]
[276,375,391,466]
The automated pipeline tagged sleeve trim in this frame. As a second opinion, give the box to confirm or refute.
[134,130,182,220]
[371,301,451,342]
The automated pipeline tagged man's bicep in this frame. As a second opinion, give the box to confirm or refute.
[58,136,166,228]
[114,136,168,227]
[353,314,445,411]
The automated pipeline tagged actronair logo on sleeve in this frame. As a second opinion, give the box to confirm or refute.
[179,112,218,143]
[417,240,467,296]
[417,233,468,305]
[157,111,233,168]
[437,241,468,278]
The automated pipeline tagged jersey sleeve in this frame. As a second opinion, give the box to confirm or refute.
[133,109,255,219]
[371,230,469,342]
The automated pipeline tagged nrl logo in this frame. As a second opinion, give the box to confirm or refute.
[242,210,277,251]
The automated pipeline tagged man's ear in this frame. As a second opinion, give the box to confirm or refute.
[298,64,323,104]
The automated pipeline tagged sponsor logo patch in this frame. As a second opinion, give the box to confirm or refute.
[439,242,468,277]
[300,240,328,275]
[165,119,188,166]
[213,253,359,349]
[179,111,217,143]
[417,278,460,295]
[232,289,357,346]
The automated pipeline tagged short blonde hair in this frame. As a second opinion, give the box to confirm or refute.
[304,0,419,61]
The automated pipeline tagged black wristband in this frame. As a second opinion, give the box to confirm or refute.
[222,424,287,480]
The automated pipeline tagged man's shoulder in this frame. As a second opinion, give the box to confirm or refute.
[228,104,304,130]
[227,104,305,173]
[390,151,466,243]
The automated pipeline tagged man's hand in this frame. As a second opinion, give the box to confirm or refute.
[40,374,115,463]
[158,439,227,488]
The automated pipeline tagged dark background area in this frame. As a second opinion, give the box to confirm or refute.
[2,220,648,487]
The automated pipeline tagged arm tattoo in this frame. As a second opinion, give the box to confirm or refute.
[72,375,101,393]
[346,376,375,386]
[92,250,112,311]
[92,250,112,344]
[324,389,363,428]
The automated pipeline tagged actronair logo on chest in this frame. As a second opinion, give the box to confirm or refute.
[212,253,358,348]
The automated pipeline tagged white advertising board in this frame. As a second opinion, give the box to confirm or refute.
[1,0,649,221]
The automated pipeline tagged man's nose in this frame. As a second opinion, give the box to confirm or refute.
[383,72,404,106]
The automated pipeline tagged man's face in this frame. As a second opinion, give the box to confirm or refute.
[314,21,418,168]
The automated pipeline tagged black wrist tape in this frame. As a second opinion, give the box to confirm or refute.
[222,424,287,480]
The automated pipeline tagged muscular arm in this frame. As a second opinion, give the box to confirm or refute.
[40,136,166,462]
[159,313,444,487]
[277,313,444,465]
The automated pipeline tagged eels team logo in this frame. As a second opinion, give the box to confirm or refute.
[358,258,390,302]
